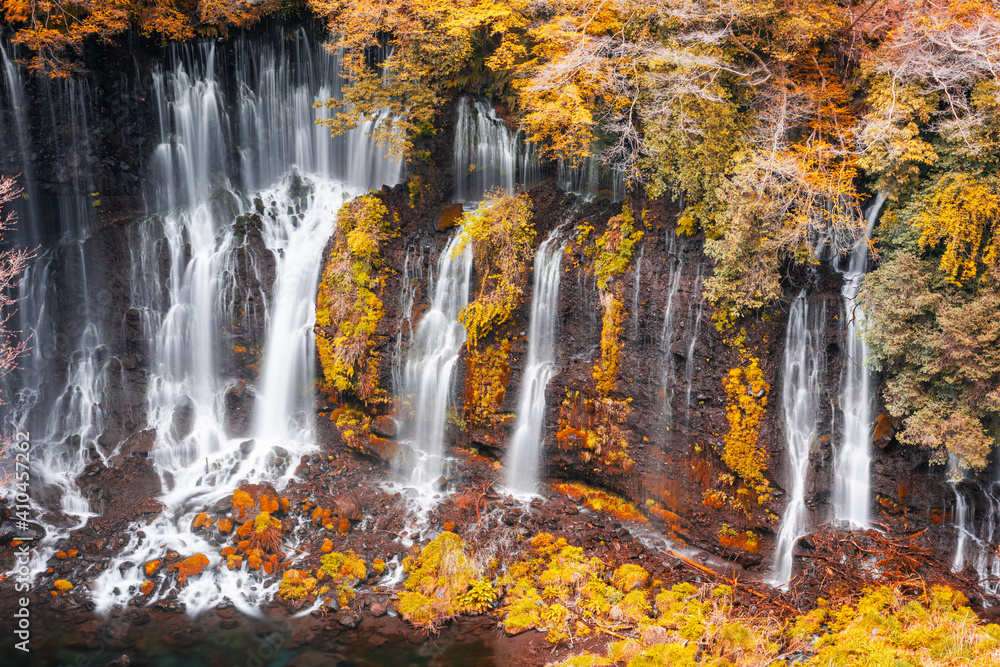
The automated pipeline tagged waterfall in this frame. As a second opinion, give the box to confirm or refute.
[769,292,826,588]
[832,194,885,527]
[452,96,538,205]
[682,264,705,432]
[948,454,1000,592]
[0,30,410,615]
[556,154,626,202]
[505,234,566,494]
[659,250,684,431]
[395,232,474,489]
[0,42,39,243]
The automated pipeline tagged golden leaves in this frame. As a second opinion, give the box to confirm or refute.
[916,173,1000,285]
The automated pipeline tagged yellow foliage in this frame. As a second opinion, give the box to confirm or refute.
[455,192,535,347]
[590,206,644,291]
[278,569,318,601]
[721,356,770,493]
[398,532,492,631]
[916,173,1000,285]
[464,339,512,428]
[553,483,645,523]
[315,194,390,403]
[593,292,625,396]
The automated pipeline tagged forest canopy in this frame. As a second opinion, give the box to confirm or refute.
[4,0,1000,465]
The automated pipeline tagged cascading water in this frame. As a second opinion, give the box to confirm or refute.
[832,194,886,527]
[769,292,826,588]
[659,247,684,431]
[452,96,539,205]
[682,264,705,432]
[4,31,406,615]
[556,154,626,202]
[948,454,1000,593]
[395,232,473,489]
[505,233,566,494]
[0,41,39,242]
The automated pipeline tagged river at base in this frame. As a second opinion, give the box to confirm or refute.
[1,611,511,667]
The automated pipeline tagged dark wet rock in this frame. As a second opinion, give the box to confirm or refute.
[77,457,162,525]
[331,494,363,522]
[239,440,256,457]
[435,202,463,231]
[170,396,195,440]
[371,416,397,439]
[114,429,155,461]
[334,609,361,628]
[0,517,46,541]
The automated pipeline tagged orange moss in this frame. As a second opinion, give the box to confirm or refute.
[702,490,727,509]
[140,581,154,596]
[721,353,771,499]
[444,521,456,532]
[226,555,243,570]
[464,339,513,429]
[233,489,255,521]
[718,524,760,553]
[217,518,233,534]
[554,482,646,523]
[67,549,78,558]
[56,550,67,559]
[337,517,351,535]
[260,494,280,515]
[593,292,626,395]
[144,560,161,577]
[193,512,212,529]
[321,539,334,553]
[556,392,634,472]
[173,553,211,583]
[53,580,73,593]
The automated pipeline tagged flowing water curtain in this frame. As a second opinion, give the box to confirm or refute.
[832,194,886,527]
[82,30,402,613]
[770,292,826,588]
[452,96,540,206]
[394,231,474,489]
[505,233,567,494]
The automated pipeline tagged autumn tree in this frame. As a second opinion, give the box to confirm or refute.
[1,0,287,76]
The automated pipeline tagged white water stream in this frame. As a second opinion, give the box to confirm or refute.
[504,234,566,494]
[394,232,473,489]
[769,292,826,588]
[831,194,885,527]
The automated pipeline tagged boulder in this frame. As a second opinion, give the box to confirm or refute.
[371,416,397,439]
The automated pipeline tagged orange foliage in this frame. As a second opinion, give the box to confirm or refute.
[554,482,646,523]
[172,553,210,583]
[2,0,282,76]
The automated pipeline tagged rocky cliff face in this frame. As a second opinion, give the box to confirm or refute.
[0,21,980,600]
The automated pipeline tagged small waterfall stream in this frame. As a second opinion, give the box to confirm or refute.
[452,97,538,206]
[832,194,885,527]
[505,233,566,494]
[769,292,826,588]
[395,232,473,489]
[949,454,1000,593]
[659,247,684,431]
